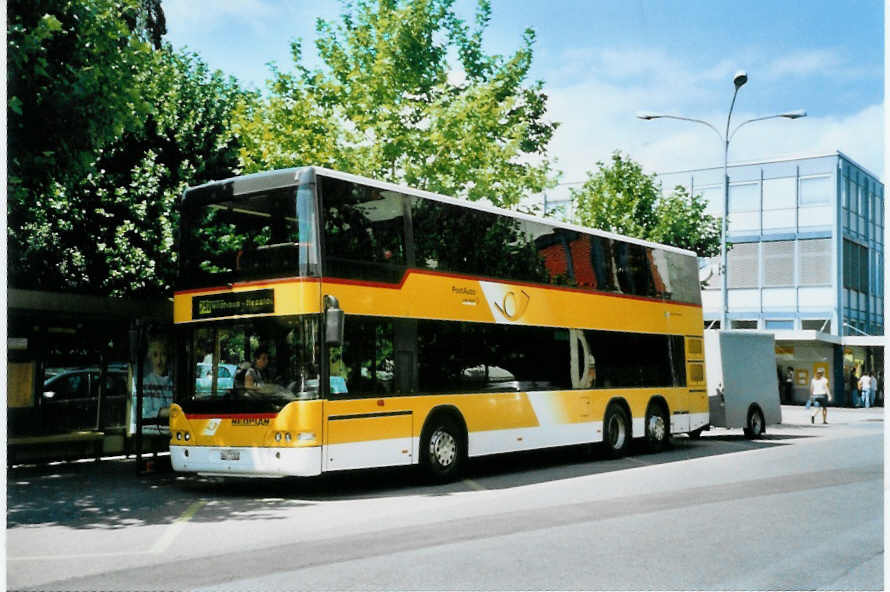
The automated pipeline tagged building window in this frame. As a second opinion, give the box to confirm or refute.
[729,182,760,212]
[762,241,794,287]
[801,319,830,331]
[765,319,794,330]
[799,175,832,206]
[727,242,759,288]
[762,178,796,230]
[731,320,758,329]
[843,239,868,293]
[698,185,723,217]
[762,177,796,210]
[799,239,831,286]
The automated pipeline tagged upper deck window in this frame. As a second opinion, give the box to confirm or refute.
[179,185,319,288]
[320,176,409,284]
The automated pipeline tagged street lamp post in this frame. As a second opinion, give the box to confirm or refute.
[638,71,805,330]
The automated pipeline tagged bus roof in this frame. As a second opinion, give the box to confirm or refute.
[185,166,699,258]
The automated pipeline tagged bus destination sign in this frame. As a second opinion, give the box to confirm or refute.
[192,289,275,319]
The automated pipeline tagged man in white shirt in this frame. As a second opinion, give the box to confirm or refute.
[858,372,872,408]
[807,368,832,424]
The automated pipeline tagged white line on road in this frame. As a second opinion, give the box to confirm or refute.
[150,500,206,553]
[463,478,486,491]
[9,500,207,561]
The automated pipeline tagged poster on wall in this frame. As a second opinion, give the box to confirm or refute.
[128,335,173,436]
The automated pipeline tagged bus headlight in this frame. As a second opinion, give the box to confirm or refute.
[184,432,191,441]
[274,432,283,442]
[176,432,182,440]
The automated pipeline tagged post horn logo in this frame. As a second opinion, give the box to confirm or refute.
[494,290,530,321]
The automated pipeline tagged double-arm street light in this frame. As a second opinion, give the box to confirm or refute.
[637,71,806,330]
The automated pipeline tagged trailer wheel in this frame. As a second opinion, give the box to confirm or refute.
[743,406,765,439]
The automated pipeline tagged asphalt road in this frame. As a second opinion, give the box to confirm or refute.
[6,405,884,591]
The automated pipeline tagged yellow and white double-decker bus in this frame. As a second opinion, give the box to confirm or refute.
[169,167,708,480]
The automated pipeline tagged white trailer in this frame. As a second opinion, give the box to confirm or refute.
[703,330,782,438]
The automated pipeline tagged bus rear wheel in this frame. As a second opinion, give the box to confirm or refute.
[602,404,631,458]
[645,403,670,453]
[421,415,465,482]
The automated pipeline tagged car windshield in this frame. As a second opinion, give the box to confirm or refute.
[182,316,321,413]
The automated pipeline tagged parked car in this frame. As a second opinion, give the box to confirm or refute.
[42,364,129,433]
[196,363,238,394]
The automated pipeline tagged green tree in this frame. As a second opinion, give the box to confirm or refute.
[650,185,721,257]
[67,50,245,297]
[571,151,721,257]
[8,0,245,295]
[8,0,155,291]
[237,0,559,207]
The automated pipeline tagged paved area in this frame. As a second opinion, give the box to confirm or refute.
[777,402,884,426]
[6,403,883,591]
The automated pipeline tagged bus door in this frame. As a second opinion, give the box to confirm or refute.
[323,317,415,471]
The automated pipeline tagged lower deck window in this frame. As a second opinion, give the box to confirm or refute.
[330,316,687,396]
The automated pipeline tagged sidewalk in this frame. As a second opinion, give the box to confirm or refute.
[779,403,884,425]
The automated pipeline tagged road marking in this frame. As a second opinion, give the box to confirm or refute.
[463,478,486,491]
[624,456,650,466]
[151,499,206,554]
[10,501,206,561]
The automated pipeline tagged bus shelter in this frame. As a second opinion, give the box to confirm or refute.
[7,289,173,466]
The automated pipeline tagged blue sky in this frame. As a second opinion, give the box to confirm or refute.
[162,0,884,201]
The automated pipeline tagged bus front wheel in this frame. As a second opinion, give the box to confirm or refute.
[421,416,465,482]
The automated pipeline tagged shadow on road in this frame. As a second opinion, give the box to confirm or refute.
[6,428,819,532]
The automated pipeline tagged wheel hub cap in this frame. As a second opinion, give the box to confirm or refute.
[649,415,666,441]
[430,429,456,467]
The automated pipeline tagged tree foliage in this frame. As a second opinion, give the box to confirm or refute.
[571,152,721,257]
[236,0,559,207]
[7,0,154,201]
[7,1,244,296]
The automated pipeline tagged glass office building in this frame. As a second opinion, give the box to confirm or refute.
[659,151,884,405]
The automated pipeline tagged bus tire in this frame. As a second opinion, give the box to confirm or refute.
[644,401,670,453]
[420,414,465,482]
[744,405,765,439]
[602,403,631,458]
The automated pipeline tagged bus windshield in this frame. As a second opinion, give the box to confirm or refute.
[179,184,319,288]
[180,316,321,414]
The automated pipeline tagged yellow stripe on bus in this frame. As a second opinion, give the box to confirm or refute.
[174,271,702,335]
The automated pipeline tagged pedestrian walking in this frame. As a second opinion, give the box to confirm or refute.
[868,372,877,409]
[859,371,872,408]
[807,368,832,424]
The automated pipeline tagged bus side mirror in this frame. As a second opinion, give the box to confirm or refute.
[324,295,345,346]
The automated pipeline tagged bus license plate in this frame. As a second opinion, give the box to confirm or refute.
[220,450,240,461]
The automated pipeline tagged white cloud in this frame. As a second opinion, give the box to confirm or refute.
[533,47,883,207]
[762,49,846,80]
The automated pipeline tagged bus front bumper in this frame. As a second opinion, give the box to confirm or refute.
[170,444,322,477]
